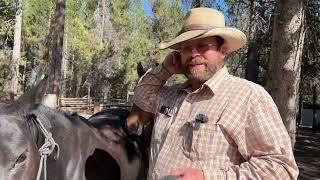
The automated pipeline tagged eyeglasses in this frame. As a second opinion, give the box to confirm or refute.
[177,43,218,53]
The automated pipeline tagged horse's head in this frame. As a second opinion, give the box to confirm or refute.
[0,79,48,180]
[0,114,41,180]
[126,104,154,136]
[124,62,157,178]
[126,62,155,136]
[88,108,144,180]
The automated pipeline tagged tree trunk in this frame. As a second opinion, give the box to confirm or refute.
[265,0,305,147]
[61,38,68,97]
[48,0,66,96]
[245,0,260,84]
[100,0,106,44]
[11,0,23,96]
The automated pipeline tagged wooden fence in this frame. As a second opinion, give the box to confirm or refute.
[58,97,132,114]
[59,97,95,114]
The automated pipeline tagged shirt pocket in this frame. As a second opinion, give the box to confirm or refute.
[193,122,221,161]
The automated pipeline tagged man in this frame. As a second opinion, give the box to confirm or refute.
[131,7,298,180]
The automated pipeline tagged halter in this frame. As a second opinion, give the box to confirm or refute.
[28,114,60,180]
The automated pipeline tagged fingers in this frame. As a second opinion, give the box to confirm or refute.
[173,51,181,62]
[172,52,182,73]
[162,51,183,74]
[170,168,204,180]
[171,168,185,177]
[172,53,176,66]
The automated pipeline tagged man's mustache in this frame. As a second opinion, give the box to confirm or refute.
[186,57,207,66]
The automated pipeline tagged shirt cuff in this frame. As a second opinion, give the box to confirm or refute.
[148,64,172,81]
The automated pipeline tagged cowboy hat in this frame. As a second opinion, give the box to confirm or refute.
[159,8,247,53]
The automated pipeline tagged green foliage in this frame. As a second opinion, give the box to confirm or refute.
[0,0,14,89]
[150,0,185,85]
[66,18,96,63]
[110,0,131,31]
[122,0,154,89]
[0,0,15,48]
[83,42,119,99]
[66,0,97,25]
[152,0,184,42]
[301,0,320,101]
[0,50,11,91]
[23,0,54,67]
[65,0,100,59]
[181,0,228,10]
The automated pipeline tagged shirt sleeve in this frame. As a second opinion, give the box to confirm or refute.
[133,64,172,114]
[202,85,299,180]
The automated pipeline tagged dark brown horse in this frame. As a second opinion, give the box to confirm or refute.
[0,79,143,180]
[125,62,157,177]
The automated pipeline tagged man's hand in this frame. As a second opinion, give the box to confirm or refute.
[171,168,204,180]
[162,52,185,75]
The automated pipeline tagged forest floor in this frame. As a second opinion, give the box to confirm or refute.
[294,127,320,180]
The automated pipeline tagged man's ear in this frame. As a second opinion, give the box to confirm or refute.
[220,44,228,56]
[218,44,228,60]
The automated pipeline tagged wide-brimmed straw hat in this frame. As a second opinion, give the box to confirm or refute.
[159,8,247,53]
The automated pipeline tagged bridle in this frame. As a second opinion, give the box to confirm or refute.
[27,114,60,180]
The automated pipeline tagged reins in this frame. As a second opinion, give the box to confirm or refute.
[29,114,60,180]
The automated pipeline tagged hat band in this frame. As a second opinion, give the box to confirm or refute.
[183,24,217,31]
[177,24,218,35]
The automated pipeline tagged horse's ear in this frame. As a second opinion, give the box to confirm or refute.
[9,77,48,113]
[137,62,146,78]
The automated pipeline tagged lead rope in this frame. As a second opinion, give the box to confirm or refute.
[31,115,60,180]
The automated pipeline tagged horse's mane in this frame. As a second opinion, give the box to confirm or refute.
[88,108,130,130]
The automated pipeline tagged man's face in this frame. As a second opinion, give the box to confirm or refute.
[179,36,227,83]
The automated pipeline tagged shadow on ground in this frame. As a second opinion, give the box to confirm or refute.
[294,128,320,180]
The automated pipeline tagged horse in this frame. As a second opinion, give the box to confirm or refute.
[85,62,157,178]
[0,79,143,180]
[88,107,151,179]
[125,62,156,177]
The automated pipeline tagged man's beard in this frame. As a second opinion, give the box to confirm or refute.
[184,57,222,83]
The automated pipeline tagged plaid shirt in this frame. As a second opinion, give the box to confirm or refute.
[133,65,298,180]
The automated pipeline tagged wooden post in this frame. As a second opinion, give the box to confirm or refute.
[93,102,100,114]
[312,85,317,133]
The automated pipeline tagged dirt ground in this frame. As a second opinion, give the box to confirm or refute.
[294,128,320,180]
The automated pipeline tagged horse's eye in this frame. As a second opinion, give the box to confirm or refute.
[10,151,28,171]
[16,153,27,164]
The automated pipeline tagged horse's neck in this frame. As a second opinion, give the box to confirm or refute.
[0,103,11,113]
[31,106,54,129]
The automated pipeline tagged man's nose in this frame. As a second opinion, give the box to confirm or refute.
[191,47,200,57]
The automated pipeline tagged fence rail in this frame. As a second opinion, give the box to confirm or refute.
[59,97,94,113]
[58,97,132,114]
